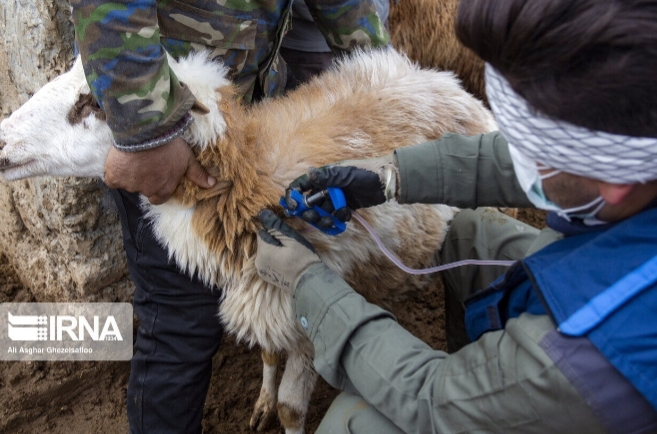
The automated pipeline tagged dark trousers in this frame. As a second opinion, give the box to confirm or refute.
[281,47,336,91]
[111,189,224,434]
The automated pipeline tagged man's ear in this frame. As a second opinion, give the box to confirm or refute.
[597,182,635,205]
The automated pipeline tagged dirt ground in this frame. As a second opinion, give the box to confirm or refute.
[0,209,546,434]
[0,256,446,434]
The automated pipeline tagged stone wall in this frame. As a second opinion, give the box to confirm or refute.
[0,1,132,302]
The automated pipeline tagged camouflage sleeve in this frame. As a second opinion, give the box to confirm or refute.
[304,0,390,53]
[70,0,196,151]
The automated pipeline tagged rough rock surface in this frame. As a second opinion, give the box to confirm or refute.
[0,1,132,302]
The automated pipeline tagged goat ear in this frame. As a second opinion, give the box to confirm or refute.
[191,99,211,114]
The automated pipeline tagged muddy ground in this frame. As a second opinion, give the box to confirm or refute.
[0,209,545,434]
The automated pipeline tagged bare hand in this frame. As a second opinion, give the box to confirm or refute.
[103,137,215,204]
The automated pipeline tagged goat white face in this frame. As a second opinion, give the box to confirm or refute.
[0,58,112,181]
[0,52,231,182]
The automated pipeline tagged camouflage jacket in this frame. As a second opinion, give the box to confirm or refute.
[70,0,389,151]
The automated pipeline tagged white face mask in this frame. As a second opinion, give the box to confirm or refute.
[508,144,607,223]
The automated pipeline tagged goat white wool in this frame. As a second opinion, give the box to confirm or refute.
[485,64,657,184]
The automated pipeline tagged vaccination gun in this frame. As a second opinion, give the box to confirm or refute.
[280,187,347,236]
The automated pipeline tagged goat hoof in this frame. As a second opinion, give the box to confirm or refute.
[249,395,276,431]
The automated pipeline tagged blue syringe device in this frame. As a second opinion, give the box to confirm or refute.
[280,187,347,236]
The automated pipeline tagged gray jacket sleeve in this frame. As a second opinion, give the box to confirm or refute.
[395,132,533,208]
[294,263,605,433]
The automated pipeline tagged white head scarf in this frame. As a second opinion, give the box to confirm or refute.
[485,64,657,184]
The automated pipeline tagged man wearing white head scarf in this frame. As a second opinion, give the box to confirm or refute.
[254,0,657,432]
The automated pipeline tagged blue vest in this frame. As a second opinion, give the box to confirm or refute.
[465,206,657,411]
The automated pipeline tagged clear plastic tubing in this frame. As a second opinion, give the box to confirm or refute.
[351,212,516,275]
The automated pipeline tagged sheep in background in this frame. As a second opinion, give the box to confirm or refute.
[0,48,496,433]
[389,0,487,104]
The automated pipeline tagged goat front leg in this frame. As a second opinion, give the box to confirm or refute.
[250,349,279,431]
[277,339,317,434]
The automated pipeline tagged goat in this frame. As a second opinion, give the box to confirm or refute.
[0,48,496,433]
